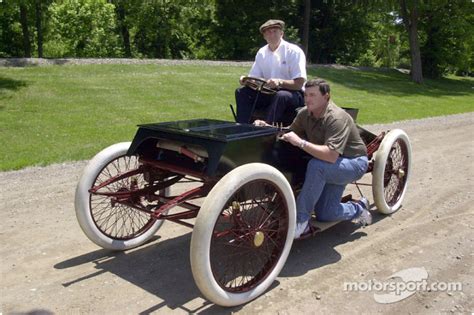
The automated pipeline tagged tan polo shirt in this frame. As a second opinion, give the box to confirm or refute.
[290,101,367,158]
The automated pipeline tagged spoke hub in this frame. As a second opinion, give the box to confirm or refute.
[253,231,265,247]
[398,169,405,178]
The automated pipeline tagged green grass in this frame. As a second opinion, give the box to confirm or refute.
[313,67,474,122]
[1,64,473,171]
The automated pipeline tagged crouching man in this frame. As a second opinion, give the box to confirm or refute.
[255,78,372,239]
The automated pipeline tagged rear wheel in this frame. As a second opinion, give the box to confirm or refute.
[372,129,412,214]
[75,142,168,250]
[190,163,296,306]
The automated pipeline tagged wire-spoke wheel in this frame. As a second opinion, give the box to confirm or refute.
[75,142,168,250]
[191,163,295,306]
[372,129,412,214]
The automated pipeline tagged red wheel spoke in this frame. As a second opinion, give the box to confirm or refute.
[382,139,409,207]
[88,154,170,240]
[209,179,288,293]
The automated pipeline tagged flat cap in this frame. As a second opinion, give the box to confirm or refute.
[259,19,285,33]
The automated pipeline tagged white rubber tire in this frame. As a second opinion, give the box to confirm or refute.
[372,129,412,214]
[75,142,166,250]
[190,163,296,307]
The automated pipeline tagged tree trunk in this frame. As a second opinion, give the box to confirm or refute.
[302,0,311,60]
[20,4,31,58]
[116,2,131,57]
[400,0,423,83]
[35,0,43,58]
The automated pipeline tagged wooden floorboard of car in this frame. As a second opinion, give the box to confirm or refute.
[312,220,340,232]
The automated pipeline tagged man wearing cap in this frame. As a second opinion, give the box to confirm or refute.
[235,19,307,125]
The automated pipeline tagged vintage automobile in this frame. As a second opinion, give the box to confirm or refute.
[74,78,412,307]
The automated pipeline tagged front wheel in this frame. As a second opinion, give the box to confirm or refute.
[190,163,296,307]
[372,129,412,214]
[75,142,167,250]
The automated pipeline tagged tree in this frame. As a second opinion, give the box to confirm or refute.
[34,0,53,58]
[212,0,302,60]
[399,0,423,83]
[178,1,217,59]
[353,0,424,82]
[19,2,31,57]
[419,1,474,78]
[308,1,373,64]
[0,2,24,57]
[46,0,121,57]
[302,0,310,59]
[34,1,43,58]
[0,0,470,76]
[354,11,403,68]
[131,1,186,58]
[110,0,131,57]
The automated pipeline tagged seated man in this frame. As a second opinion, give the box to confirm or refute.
[235,19,307,125]
[255,78,372,239]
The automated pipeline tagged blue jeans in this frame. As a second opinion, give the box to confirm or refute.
[296,156,369,223]
[235,86,303,124]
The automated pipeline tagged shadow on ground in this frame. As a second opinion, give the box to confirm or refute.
[282,206,390,278]
[0,76,28,92]
[55,212,388,313]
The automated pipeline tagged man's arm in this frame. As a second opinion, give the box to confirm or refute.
[302,141,340,163]
[266,77,305,90]
[280,131,339,163]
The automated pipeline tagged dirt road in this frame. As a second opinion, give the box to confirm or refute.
[1,113,473,314]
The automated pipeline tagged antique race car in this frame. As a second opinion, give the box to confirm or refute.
[74,78,412,307]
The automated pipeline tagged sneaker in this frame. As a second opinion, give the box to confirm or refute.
[358,197,369,210]
[353,197,372,226]
[294,221,309,239]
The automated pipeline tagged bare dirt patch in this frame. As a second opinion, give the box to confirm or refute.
[1,113,473,314]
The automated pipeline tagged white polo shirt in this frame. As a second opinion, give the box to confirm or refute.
[249,39,307,82]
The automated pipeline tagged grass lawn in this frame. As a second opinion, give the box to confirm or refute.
[1,63,473,171]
